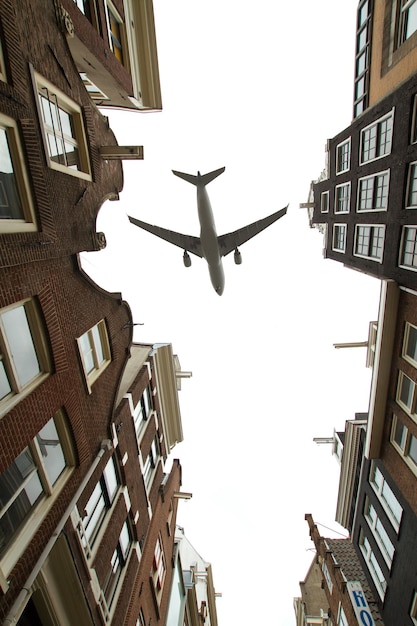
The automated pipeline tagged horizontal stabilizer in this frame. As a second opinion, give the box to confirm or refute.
[172,167,225,187]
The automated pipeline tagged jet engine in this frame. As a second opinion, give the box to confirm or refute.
[183,251,192,267]
[234,248,242,265]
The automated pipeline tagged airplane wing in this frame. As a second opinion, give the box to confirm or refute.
[217,205,288,257]
[128,215,204,258]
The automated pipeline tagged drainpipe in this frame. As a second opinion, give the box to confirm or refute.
[3,439,112,626]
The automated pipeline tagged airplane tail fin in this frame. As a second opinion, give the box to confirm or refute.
[172,167,225,186]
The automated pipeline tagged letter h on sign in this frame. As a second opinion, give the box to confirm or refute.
[347,581,375,626]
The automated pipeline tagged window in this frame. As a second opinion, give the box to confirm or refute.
[336,139,351,174]
[335,183,351,214]
[102,521,131,609]
[396,370,417,416]
[105,1,126,65]
[79,456,119,556]
[354,0,371,118]
[332,224,347,252]
[133,386,153,436]
[354,225,385,261]
[34,73,91,180]
[398,0,417,44]
[364,499,395,567]
[391,415,417,472]
[143,436,160,488]
[400,226,417,270]
[0,412,74,587]
[407,162,417,208]
[369,463,403,531]
[320,190,329,213]
[152,535,166,601]
[337,604,349,626]
[77,320,111,392]
[359,530,387,599]
[357,171,389,211]
[360,112,393,164]
[411,96,417,144]
[136,609,146,626]
[79,73,109,101]
[403,322,417,367]
[0,299,50,418]
[0,114,36,233]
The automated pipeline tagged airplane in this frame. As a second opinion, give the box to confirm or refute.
[128,167,287,295]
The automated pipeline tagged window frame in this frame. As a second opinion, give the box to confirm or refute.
[0,298,51,418]
[320,190,329,213]
[332,224,347,253]
[398,0,417,46]
[391,414,417,475]
[363,497,395,568]
[77,319,111,393]
[0,411,75,591]
[0,113,37,233]
[357,170,390,212]
[359,529,387,599]
[369,462,403,532]
[32,70,91,181]
[152,535,166,601]
[396,370,417,418]
[403,322,417,367]
[354,224,385,262]
[406,161,417,209]
[359,110,394,165]
[105,0,128,69]
[411,590,417,625]
[399,225,417,271]
[336,138,351,174]
[334,182,351,214]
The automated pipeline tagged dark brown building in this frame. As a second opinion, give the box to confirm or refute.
[0,2,192,625]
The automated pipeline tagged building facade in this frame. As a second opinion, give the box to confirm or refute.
[0,2,200,625]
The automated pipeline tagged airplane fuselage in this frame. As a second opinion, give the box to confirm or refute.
[196,179,225,295]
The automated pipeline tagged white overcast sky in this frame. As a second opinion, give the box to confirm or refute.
[81,1,382,624]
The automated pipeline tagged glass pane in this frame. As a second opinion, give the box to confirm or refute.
[58,108,74,138]
[0,359,11,399]
[84,483,106,544]
[409,434,417,465]
[405,2,417,39]
[1,305,40,387]
[103,457,118,501]
[80,331,95,373]
[0,448,43,555]
[119,521,130,558]
[406,325,417,361]
[394,419,407,450]
[37,418,65,485]
[92,324,105,364]
[0,128,24,220]
[400,374,414,409]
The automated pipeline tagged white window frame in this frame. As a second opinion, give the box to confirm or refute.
[334,182,351,214]
[337,604,349,626]
[391,414,417,476]
[105,0,127,67]
[360,110,394,164]
[77,320,111,393]
[0,298,51,418]
[403,322,417,367]
[320,190,329,213]
[354,224,385,262]
[0,411,75,591]
[407,161,417,209]
[396,370,417,418]
[357,170,390,212]
[412,95,417,144]
[336,138,351,174]
[364,497,395,568]
[79,73,109,101]
[33,70,91,181]
[332,224,347,253]
[359,529,387,599]
[152,535,166,602]
[398,0,417,45]
[399,225,417,271]
[0,113,37,233]
[369,462,403,532]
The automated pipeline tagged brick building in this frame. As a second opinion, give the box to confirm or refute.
[0,1,199,625]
